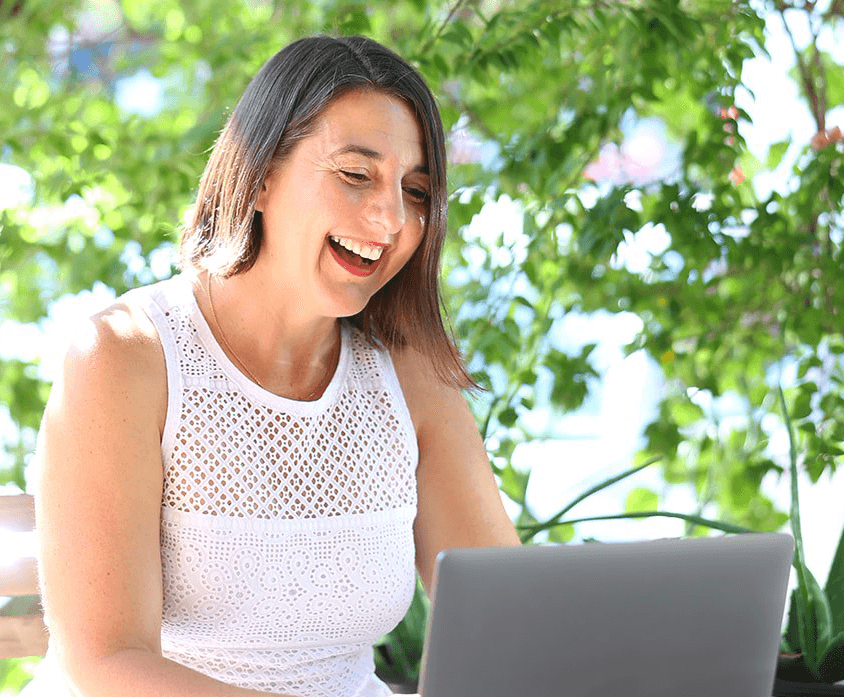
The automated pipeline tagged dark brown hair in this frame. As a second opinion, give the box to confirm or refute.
[179,36,473,388]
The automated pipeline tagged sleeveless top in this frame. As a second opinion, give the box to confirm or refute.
[26,274,419,697]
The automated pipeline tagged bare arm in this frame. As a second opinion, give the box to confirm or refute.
[392,349,521,596]
[34,302,297,697]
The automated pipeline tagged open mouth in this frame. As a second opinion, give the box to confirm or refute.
[327,236,383,277]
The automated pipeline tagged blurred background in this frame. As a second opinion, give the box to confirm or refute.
[1,0,843,691]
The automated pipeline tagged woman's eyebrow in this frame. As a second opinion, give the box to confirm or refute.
[332,144,382,160]
[330,144,428,174]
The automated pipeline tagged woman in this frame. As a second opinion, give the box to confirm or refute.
[26,35,519,697]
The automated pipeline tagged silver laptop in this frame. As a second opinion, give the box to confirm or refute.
[419,533,793,697]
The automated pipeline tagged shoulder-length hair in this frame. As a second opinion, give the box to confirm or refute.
[180,35,474,389]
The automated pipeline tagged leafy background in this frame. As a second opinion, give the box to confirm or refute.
[1,0,843,692]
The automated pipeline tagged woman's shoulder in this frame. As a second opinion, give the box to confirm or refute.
[389,345,460,434]
[388,343,428,387]
[63,275,193,378]
[87,300,161,360]
[53,288,168,429]
[67,292,161,369]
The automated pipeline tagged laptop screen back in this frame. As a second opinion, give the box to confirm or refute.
[419,534,793,697]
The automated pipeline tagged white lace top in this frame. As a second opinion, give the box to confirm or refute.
[28,275,418,697]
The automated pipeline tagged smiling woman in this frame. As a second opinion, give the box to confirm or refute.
[180,37,465,388]
[24,35,519,697]
[250,90,428,323]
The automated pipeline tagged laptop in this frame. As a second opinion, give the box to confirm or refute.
[418,533,794,697]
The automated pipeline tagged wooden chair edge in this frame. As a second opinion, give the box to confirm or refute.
[1,494,48,659]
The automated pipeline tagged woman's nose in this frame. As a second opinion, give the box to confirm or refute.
[365,182,405,236]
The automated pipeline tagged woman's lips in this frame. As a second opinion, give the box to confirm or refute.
[327,237,382,277]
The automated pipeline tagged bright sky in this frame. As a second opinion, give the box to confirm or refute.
[1,5,842,604]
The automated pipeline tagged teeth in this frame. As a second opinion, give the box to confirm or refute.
[330,236,383,261]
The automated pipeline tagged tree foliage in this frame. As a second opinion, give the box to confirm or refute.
[2,0,843,688]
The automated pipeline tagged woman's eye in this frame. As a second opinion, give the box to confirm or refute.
[404,187,430,203]
[340,170,368,183]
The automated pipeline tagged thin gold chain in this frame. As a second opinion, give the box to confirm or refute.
[206,274,266,388]
[204,275,336,399]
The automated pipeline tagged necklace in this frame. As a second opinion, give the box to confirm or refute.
[204,275,338,400]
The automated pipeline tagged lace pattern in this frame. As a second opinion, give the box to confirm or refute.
[159,508,416,648]
[159,508,414,696]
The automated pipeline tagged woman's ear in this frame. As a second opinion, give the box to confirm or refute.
[254,180,269,213]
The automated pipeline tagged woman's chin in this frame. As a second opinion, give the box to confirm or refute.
[320,282,381,319]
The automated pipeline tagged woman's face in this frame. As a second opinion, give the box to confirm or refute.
[254,89,429,319]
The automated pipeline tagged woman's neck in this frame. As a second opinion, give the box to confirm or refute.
[195,269,341,399]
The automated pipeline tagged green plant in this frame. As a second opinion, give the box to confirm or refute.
[0,656,40,695]
[374,579,429,691]
[779,385,844,684]
[517,455,754,543]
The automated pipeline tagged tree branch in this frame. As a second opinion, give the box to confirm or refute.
[778,5,825,132]
[418,0,473,56]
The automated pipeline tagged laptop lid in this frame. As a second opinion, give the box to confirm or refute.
[419,533,794,697]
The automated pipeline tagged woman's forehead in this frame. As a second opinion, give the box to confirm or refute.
[311,91,426,168]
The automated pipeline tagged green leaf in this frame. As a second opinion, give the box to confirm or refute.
[497,463,530,505]
[518,457,663,542]
[766,139,790,170]
[783,588,801,653]
[820,50,844,109]
[818,631,844,683]
[794,564,834,676]
[441,20,473,49]
[546,523,575,544]
[669,399,705,427]
[826,520,844,636]
[498,406,518,428]
[624,487,658,514]
[521,512,755,538]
